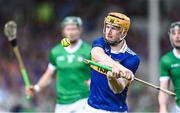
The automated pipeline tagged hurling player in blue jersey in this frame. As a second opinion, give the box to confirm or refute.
[86,12,140,113]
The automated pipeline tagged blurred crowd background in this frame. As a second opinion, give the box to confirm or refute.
[0,0,179,112]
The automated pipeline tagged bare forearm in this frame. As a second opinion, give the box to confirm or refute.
[37,74,52,89]
[36,68,55,90]
[158,79,169,113]
[91,47,123,68]
[98,55,120,68]
[159,91,168,112]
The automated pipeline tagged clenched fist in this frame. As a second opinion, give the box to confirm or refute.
[25,85,41,97]
[107,66,134,81]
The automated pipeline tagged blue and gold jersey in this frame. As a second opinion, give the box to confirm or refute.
[88,37,140,112]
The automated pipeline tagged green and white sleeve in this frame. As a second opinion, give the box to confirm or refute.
[48,50,56,70]
[159,57,170,81]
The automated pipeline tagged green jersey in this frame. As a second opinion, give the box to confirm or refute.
[49,40,91,104]
[160,50,180,106]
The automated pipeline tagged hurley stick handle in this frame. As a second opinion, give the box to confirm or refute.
[13,46,31,99]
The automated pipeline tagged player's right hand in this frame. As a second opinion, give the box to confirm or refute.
[121,68,134,81]
[25,86,36,97]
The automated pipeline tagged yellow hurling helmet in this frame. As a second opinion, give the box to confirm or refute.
[104,12,130,33]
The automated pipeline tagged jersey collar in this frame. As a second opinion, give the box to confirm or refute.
[111,40,127,54]
[64,39,83,53]
[173,49,180,59]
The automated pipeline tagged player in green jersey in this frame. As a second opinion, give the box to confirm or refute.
[159,21,180,113]
[26,16,91,113]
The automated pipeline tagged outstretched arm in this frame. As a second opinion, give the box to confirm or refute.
[26,65,55,96]
[91,47,133,93]
[36,66,55,89]
[158,79,169,113]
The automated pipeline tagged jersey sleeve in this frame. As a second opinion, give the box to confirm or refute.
[160,57,170,77]
[48,50,56,67]
[123,55,140,74]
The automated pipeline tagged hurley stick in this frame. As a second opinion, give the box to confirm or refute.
[4,21,31,99]
[83,59,176,97]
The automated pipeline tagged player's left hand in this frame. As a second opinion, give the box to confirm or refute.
[122,69,134,81]
[107,69,134,81]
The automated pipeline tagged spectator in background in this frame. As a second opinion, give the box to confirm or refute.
[26,16,91,113]
[159,21,180,113]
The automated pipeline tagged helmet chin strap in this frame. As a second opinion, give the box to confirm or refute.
[120,34,126,41]
[175,47,180,50]
[103,23,127,46]
[105,34,126,46]
[174,43,180,50]
[104,38,122,46]
[70,39,78,44]
[170,36,180,50]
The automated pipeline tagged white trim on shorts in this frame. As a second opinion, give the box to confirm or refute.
[176,105,180,112]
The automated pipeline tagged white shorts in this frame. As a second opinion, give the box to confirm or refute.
[84,104,127,113]
[176,105,180,112]
[54,98,87,113]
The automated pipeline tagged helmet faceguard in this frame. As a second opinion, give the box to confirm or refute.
[61,16,83,28]
[103,12,130,40]
[168,21,180,49]
[168,21,180,35]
